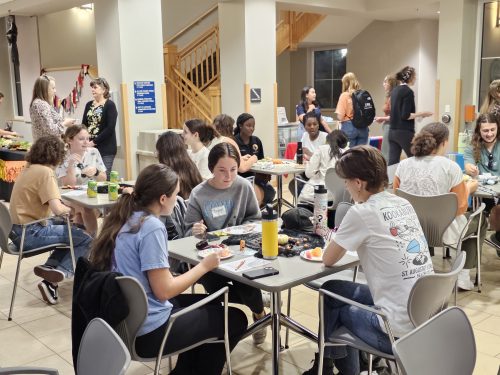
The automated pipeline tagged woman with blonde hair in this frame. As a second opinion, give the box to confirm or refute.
[30,75,75,141]
[479,79,500,117]
[374,75,399,161]
[336,72,368,146]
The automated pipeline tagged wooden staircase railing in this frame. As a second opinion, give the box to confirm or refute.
[276,11,326,55]
[164,23,220,128]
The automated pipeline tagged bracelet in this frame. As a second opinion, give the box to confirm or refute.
[94,169,100,177]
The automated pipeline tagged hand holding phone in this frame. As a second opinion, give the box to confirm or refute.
[243,266,279,280]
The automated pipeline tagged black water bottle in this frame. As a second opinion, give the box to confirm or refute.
[296,141,303,164]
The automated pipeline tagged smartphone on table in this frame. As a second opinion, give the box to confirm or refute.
[243,267,279,280]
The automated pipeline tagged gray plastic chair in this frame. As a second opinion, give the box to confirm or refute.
[0,368,59,374]
[0,203,76,320]
[77,318,131,375]
[393,307,476,375]
[115,276,232,375]
[395,189,457,249]
[324,168,351,210]
[317,251,466,375]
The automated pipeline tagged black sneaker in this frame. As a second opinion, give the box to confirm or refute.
[34,265,65,283]
[38,280,59,305]
[302,352,334,375]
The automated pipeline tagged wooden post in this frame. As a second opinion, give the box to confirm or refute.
[120,83,132,180]
[207,86,221,119]
[164,44,179,128]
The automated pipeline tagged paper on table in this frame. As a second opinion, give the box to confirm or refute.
[219,257,271,273]
[62,190,87,197]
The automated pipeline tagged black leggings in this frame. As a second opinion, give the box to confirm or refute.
[135,294,247,375]
[199,272,264,314]
[388,129,415,165]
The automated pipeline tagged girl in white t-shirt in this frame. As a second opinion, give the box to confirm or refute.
[303,146,433,375]
[56,125,107,235]
[300,112,328,161]
[299,129,348,204]
[182,119,213,180]
[394,122,481,290]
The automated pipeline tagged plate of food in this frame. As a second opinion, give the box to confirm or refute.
[223,224,259,235]
[198,245,233,260]
[300,247,323,262]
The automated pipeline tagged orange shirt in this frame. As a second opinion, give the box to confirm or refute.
[336,92,354,122]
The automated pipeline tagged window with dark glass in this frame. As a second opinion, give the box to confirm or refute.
[313,48,347,109]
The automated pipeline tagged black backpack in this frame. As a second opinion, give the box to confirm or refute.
[351,90,375,129]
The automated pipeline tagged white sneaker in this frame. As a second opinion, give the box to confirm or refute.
[457,269,474,291]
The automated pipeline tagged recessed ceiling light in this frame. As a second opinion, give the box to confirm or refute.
[437,11,440,14]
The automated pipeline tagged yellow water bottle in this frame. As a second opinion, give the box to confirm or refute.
[262,204,278,259]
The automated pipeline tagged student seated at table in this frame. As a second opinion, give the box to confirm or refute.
[298,130,348,205]
[300,111,328,162]
[9,135,92,305]
[303,146,434,375]
[184,142,267,345]
[156,131,203,200]
[182,118,213,180]
[234,112,276,206]
[210,114,258,173]
[394,122,484,290]
[464,113,500,250]
[88,164,247,375]
[56,125,107,235]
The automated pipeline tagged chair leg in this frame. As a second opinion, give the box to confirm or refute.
[168,357,172,371]
[8,255,23,321]
[368,353,373,374]
[284,288,292,348]
[443,247,451,259]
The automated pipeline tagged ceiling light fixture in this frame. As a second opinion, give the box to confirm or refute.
[80,3,93,11]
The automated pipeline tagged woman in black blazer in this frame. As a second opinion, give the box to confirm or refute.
[82,77,118,179]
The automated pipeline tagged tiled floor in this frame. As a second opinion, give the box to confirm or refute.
[1,211,500,374]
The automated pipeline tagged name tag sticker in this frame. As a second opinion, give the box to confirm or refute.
[212,205,227,218]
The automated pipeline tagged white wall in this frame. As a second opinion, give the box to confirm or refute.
[302,14,372,45]
[162,0,218,48]
[348,19,438,135]
[38,7,96,69]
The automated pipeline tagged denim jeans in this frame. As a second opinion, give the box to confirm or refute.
[321,280,392,375]
[10,220,92,277]
[341,121,369,147]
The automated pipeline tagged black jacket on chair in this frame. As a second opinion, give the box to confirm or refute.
[71,257,129,372]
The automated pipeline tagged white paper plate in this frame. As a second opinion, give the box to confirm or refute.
[223,224,259,235]
[198,248,234,260]
[300,249,323,262]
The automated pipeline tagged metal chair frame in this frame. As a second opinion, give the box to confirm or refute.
[0,203,76,320]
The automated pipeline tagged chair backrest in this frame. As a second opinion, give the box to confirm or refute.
[393,307,476,375]
[324,168,351,209]
[115,276,149,360]
[395,189,457,247]
[407,251,465,327]
[0,203,14,253]
[334,202,353,228]
[77,318,131,375]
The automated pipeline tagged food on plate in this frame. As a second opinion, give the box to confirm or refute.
[218,247,232,258]
[311,247,322,258]
[277,234,289,245]
[272,159,283,164]
[195,239,209,250]
[239,239,246,251]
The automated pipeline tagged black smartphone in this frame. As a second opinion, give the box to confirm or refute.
[243,267,279,280]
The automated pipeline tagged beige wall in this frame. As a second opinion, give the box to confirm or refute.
[478,1,500,105]
[162,0,218,48]
[38,8,96,69]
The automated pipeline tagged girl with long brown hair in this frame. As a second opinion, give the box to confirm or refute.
[156,131,203,199]
[374,74,399,161]
[89,164,247,374]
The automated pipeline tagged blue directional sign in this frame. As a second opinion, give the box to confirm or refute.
[134,81,156,114]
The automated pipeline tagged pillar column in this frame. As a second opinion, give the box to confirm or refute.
[219,0,277,157]
[94,0,165,179]
[436,0,478,150]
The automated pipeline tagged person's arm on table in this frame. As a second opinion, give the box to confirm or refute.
[148,253,219,300]
[323,240,347,266]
